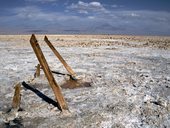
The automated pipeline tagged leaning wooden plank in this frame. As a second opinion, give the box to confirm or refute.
[30,34,68,111]
[12,83,21,110]
[44,36,76,78]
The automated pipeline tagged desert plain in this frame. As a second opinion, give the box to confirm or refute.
[0,35,170,128]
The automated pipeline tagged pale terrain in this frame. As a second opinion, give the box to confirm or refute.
[0,35,170,128]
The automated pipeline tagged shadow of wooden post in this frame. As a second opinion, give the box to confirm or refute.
[30,34,68,111]
[22,81,61,111]
[44,36,76,78]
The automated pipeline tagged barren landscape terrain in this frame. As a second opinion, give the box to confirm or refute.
[0,35,170,128]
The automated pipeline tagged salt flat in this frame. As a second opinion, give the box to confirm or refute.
[0,35,170,128]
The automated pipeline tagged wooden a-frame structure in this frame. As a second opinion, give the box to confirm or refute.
[12,34,78,112]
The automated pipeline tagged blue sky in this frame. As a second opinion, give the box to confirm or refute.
[0,0,170,35]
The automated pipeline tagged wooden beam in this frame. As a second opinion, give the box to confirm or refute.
[30,34,68,111]
[34,64,40,78]
[44,36,76,78]
[12,83,21,110]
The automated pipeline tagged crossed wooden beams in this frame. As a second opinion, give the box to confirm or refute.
[12,34,77,112]
[30,34,70,111]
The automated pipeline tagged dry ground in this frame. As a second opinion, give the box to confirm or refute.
[0,35,170,128]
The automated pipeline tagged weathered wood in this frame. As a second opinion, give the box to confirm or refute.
[34,64,40,78]
[12,83,21,109]
[30,34,68,111]
[44,36,76,77]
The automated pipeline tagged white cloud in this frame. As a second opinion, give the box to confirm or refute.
[67,1,109,14]
[125,12,141,17]
[79,10,88,14]
[111,4,124,8]
[111,5,118,8]
[1,4,170,35]
[129,13,140,17]
[77,1,88,6]
[13,6,79,22]
[88,16,95,19]
[89,2,101,7]
[14,6,52,21]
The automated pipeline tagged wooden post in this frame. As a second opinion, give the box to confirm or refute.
[34,64,40,78]
[12,83,21,110]
[44,36,76,78]
[30,34,68,111]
